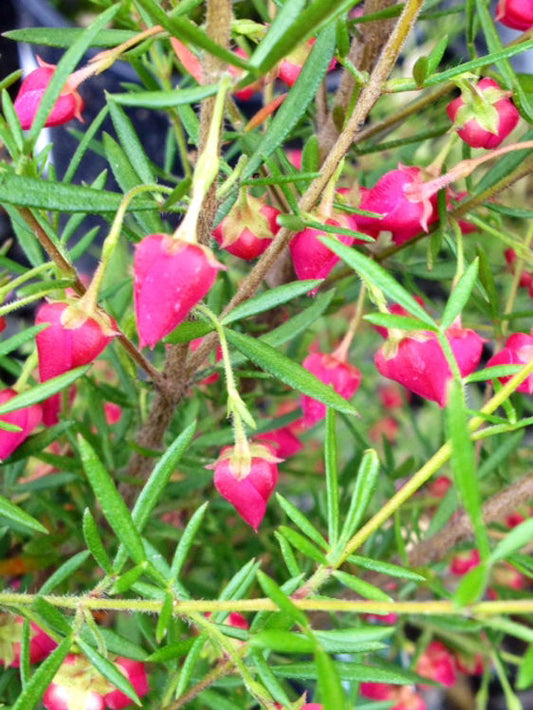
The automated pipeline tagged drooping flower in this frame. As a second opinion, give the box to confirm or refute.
[289,216,355,290]
[14,58,84,130]
[134,234,224,349]
[447,78,520,149]
[213,194,280,260]
[450,549,481,576]
[0,389,42,461]
[104,657,149,710]
[0,614,56,667]
[416,641,457,688]
[36,301,116,425]
[301,351,361,427]
[374,324,484,407]
[278,38,336,86]
[496,0,533,30]
[486,332,533,394]
[210,443,281,532]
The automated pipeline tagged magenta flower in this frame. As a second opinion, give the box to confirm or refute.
[0,390,42,461]
[360,682,426,710]
[486,332,533,394]
[450,549,481,576]
[104,658,149,710]
[447,78,519,149]
[210,443,281,531]
[0,614,56,667]
[301,351,361,427]
[416,641,457,688]
[36,301,116,425]
[496,0,533,29]
[14,58,84,130]
[375,325,484,407]
[134,234,223,348]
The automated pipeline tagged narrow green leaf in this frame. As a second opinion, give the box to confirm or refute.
[78,436,146,565]
[490,518,533,564]
[465,364,522,383]
[320,236,437,327]
[225,328,358,418]
[219,558,260,603]
[156,594,174,644]
[315,646,346,710]
[272,660,428,684]
[413,56,428,86]
[64,106,109,184]
[0,367,90,414]
[20,619,31,687]
[256,570,309,628]
[441,259,479,330]
[363,313,435,332]
[446,382,490,560]
[83,508,112,573]
[76,638,140,706]
[243,24,336,179]
[280,526,328,564]
[262,290,335,349]
[175,636,207,698]
[251,630,314,653]
[325,408,340,548]
[109,84,220,108]
[170,502,209,582]
[221,280,323,326]
[33,598,71,635]
[517,643,533,690]
[97,629,148,662]
[248,0,306,69]
[276,494,328,549]
[13,638,71,710]
[333,570,393,602]
[108,101,154,185]
[4,27,136,48]
[39,551,90,594]
[315,626,394,653]
[147,638,197,662]
[251,650,292,707]
[0,495,48,535]
[427,35,448,74]
[347,555,427,582]
[274,531,302,577]
[111,564,147,595]
[454,562,489,607]
[338,449,380,548]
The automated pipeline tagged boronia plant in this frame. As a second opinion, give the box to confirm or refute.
[1,0,533,708]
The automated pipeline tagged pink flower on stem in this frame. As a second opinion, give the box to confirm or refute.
[416,641,457,687]
[496,0,533,30]
[256,425,303,458]
[427,475,452,498]
[213,194,280,260]
[486,333,533,394]
[450,549,481,576]
[289,216,355,291]
[0,389,42,461]
[374,324,484,407]
[14,58,85,130]
[301,351,361,427]
[373,298,426,339]
[36,301,116,425]
[134,234,224,349]
[278,38,336,86]
[0,614,56,667]
[447,78,520,149]
[210,443,281,532]
[455,652,485,676]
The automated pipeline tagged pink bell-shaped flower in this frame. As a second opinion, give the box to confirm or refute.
[356,166,437,241]
[134,234,224,349]
[0,389,42,461]
[0,614,57,667]
[43,655,108,710]
[450,549,481,576]
[360,682,426,710]
[36,301,116,425]
[375,324,484,407]
[301,351,362,427]
[416,641,457,688]
[289,216,355,291]
[447,78,519,149]
[104,657,149,710]
[496,0,533,29]
[210,443,281,532]
[278,38,336,86]
[14,58,84,130]
[213,194,280,260]
[486,332,533,394]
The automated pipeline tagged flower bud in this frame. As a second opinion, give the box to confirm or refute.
[278,39,336,86]
[0,389,42,461]
[0,614,56,667]
[213,195,280,260]
[210,443,281,531]
[496,0,533,30]
[447,78,519,149]
[14,58,84,130]
[104,657,149,710]
[289,217,355,292]
[134,234,224,348]
[450,549,481,576]
[375,325,484,407]
[301,351,361,427]
[486,332,533,394]
[36,301,116,425]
